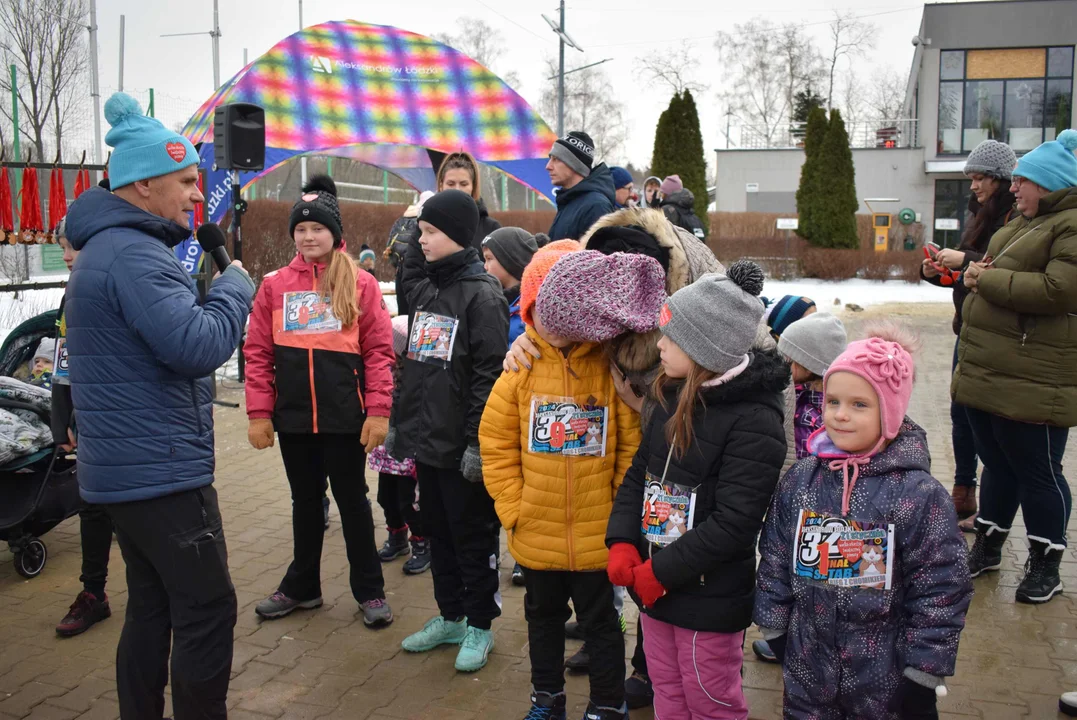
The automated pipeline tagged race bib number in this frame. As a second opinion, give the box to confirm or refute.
[528,395,608,456]
[793,509,894,590]
[53,337,69,380]
[283,291,342,333]
[408,311,459,368]
[641,472,698,547]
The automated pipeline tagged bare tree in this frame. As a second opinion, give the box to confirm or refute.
[839,70,867,130]
[868,66,908,121]
[776,25,825,124]
[0,0,89,161]
[638,44,707,95]
[539,56,626,159]
[432,17,521,90]
[715,19,791,145]
[825,11,874,111]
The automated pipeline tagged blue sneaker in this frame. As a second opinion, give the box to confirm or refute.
[524,691,566,720]
[454,626,494,672]
[401,616,467,652]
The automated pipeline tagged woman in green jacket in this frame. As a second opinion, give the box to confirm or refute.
[955,129,1077,605]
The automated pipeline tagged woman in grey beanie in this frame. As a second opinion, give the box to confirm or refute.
[921,139,1017,529]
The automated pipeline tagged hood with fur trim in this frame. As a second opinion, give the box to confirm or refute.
[580,208,721,373]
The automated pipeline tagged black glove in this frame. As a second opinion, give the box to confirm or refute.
[899,677,939,720]
[460,445,483,483]
[767,635,788,665]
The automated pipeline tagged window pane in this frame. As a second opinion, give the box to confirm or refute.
[941,51,965,80]
[1048,47,1074,77]
[1005,80,1045,152]
[1046,79,1073,141]
[963,81,1003,150]
[933,180,971,248]
[937,82,963,153]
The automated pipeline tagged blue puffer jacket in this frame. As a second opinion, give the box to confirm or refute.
[754,420,973,718]
[548,163,616,241]
[64,188,255,504]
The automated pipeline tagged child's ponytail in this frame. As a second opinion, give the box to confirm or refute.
[654,363,717,459]
[323,250,359,328]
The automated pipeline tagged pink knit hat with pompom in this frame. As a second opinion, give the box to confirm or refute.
[824,337,915,442]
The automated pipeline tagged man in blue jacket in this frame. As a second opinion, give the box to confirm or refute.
[546,131,616,240]
[65,93,255,720]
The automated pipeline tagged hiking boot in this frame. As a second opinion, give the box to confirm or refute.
[56,591,111,637]
[951,485,977,519]
[581,701,628,720]
[512,562,526,586]
[565,642,589,673]
[1016,539,1064,604]
[968,521,1008,578]
[403,538,431,575]
[564,621,584,640]
[752,639,779,663]
[1060,691,1077,717]
[323,495,331,530]
[624,671,654,710]
[255,591,322,619]
[402,615,467,653]
[524,691,567,720]
[360,598,394,627]
[378,527,410,562]
[455,626,495,672]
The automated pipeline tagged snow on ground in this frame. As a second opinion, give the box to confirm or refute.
[762,279,949,310]
[0,286,66,347]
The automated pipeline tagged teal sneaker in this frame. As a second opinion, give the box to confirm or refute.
[454,626,495,672]
[401,615,467,653]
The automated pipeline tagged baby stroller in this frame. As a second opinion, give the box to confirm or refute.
[0,310,81,578]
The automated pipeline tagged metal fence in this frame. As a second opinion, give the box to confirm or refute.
[730,118,920,151]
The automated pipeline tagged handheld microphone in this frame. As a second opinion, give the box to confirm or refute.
[195,223,232,274]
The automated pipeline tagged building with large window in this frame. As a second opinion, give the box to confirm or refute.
[713,0,1077,247]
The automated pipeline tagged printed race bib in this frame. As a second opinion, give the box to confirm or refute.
[641,472,698,547]
[793,509,894,590]
[528,395,608,456]
[53,337,69,380]
[283,291,342,333]
[408,311,459,368]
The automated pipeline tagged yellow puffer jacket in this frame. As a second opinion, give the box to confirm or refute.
[480,328,641,571]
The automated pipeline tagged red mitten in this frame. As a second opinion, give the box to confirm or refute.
[632,560,667,608]
[607,543,643,587]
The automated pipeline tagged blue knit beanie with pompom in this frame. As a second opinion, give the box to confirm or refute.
[1013,129,1077,192]
[103,92,199,189]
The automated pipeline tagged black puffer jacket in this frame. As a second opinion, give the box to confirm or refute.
[607,349,789,633]
[475,197,501,247]
[392,247,508,469]
[661,189,707,242]
[922,189,1015,334]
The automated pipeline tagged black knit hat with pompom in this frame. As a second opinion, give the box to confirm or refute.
[658,260,767,374]
[290,175,343,246]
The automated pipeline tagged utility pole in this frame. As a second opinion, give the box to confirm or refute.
[298,0,303,30]
[542,2,583,138]
[161,0,222,91]
[117,15,125,91]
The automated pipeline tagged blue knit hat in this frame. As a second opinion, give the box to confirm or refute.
[104,92,199,189]
[610,166,633,190]
[1012,130,1077,193]
[766,295,816,339]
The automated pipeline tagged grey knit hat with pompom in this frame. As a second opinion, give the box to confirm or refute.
[658,260,766,374]
[964,140,1017,181]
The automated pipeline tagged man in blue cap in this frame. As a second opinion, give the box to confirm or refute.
[64,92,255,720]
[610,166,636,209]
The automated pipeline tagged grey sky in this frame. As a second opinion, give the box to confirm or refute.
[94,0,929,167]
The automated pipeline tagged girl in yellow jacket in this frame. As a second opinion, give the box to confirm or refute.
[480,249,666,720]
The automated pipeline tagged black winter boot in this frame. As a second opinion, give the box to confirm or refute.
[378,527,410,562]
[968,521,1008,578]
[1016,539,1064,604]
[403,538,431,575]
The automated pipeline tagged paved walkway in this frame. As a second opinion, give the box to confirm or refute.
[0,302,1074,720]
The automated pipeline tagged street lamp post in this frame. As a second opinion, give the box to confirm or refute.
[541,1,583,138]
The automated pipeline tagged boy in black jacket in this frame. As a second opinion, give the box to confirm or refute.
[388,189,509,673]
